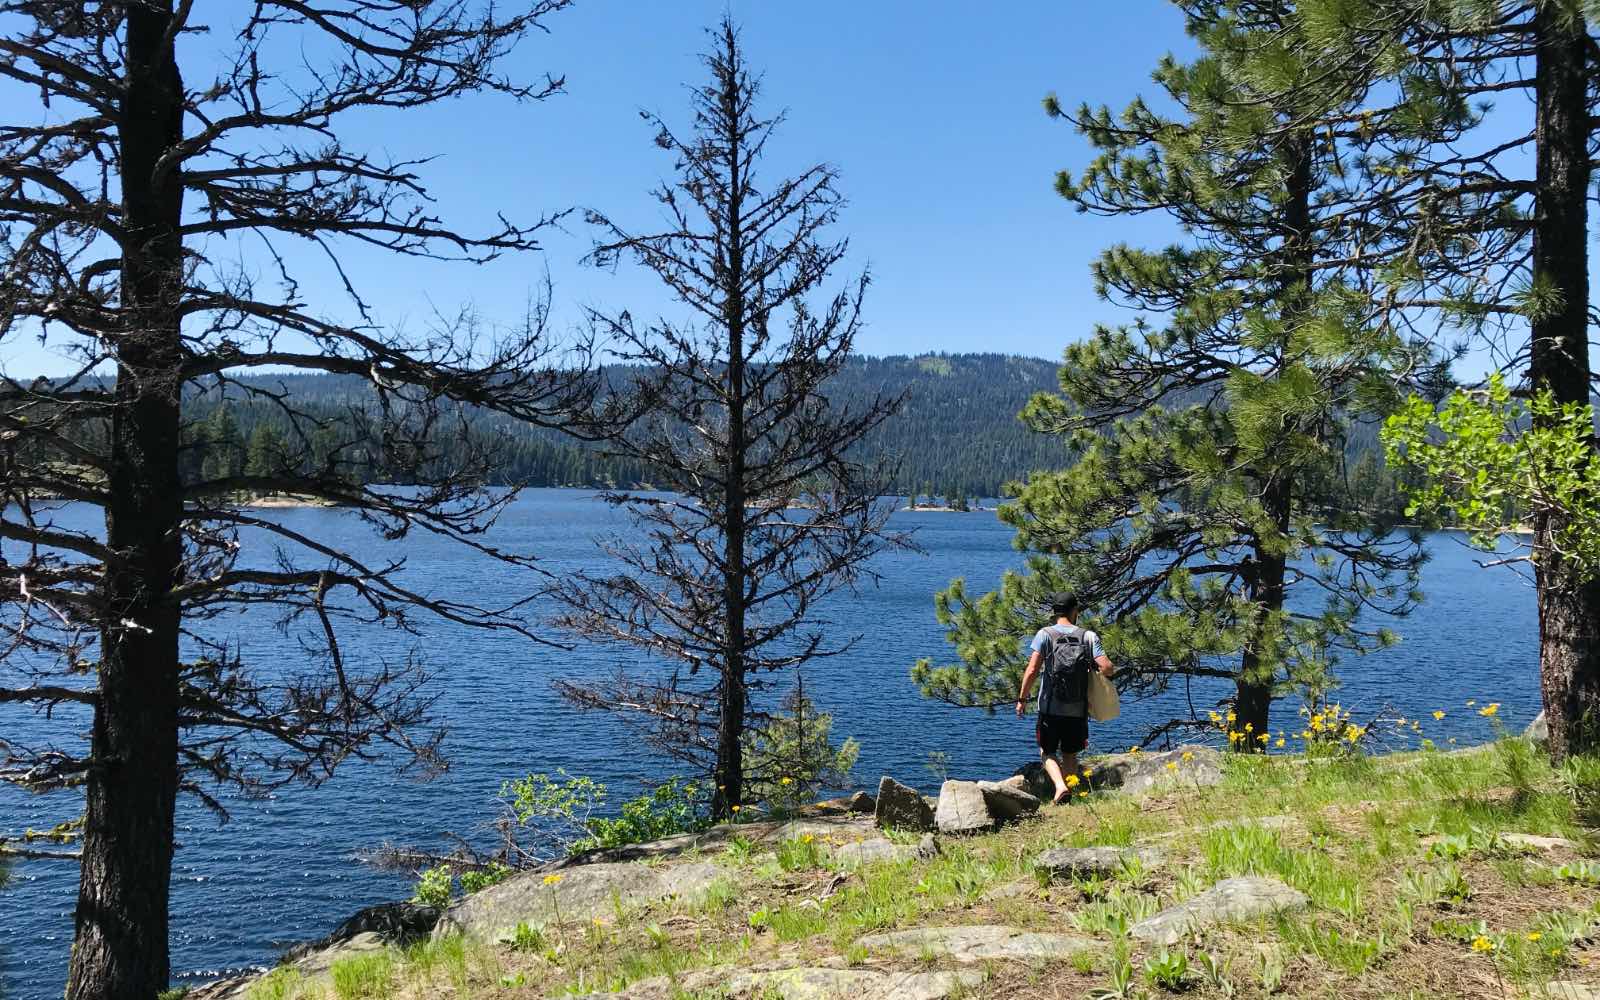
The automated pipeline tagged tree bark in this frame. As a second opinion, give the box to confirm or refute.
[1530,4,1600,762]
[65,6,186,999]
[714,57,748,820]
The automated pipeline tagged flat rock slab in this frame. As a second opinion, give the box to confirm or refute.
[934,780,993,834]
[1035,846,1164,880]
[1503,832,1581,852]
[435,860,722,941]
[876,776,936,832]
[1546,983,1600,1000]
[725,967,984,1000]
[1132,876,1309,945]
[1012,746,1223,800]
[829,837,916,866]
[858,924,1093,962]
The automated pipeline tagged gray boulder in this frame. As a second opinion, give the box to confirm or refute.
[934,779,993,834]
[434,860,721,941]
[1527,710,1549,744]
[1131,876,1309,945]
[723,967,984,1000]
[914,833,941,860]
[1035,846,1163,881]
[977,778,1040,819]
[874,776,935,832]
[848,790,876,813]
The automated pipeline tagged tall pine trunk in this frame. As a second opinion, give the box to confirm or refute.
[66,5,185,998]
[1234,130,1312,749]
[1530,4,1600,762]
[714,84,748,819]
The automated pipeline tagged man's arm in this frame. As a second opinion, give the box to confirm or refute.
[1095,654,1115,678]
[1015,650,1042,717]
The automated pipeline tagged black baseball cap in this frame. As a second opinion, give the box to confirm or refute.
[1044,591,1079,615]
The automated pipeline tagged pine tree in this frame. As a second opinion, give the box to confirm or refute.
[549,20,906,818]
[913,1,1434,746]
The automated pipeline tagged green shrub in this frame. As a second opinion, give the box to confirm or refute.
[742,684,859,816]
[1142,949,1190,991]
[500,770,708,855]
[459,861,513,895]
[580,778,707,850]
[411,865,452,909]
[1560,754,1600,826]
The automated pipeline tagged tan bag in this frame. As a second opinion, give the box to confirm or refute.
[1087,670,1120,722]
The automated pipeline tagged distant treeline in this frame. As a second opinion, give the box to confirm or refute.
[28,352,1421,508]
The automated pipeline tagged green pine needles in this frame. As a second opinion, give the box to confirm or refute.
[914,1,1447,743]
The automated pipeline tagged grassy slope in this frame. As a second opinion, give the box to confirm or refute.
[248,741,1600,1000]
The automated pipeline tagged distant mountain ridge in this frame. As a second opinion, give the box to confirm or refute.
[203,353,1068,498]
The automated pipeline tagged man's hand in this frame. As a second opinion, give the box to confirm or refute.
[1015,699,1025,718]
[1099,662,1114,678]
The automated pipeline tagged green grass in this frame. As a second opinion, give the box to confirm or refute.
[225,738,1600,1000]
[328,952,395,1000]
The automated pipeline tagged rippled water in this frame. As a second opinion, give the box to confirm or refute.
[2,491,1539,997]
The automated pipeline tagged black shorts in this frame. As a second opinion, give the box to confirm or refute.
[1037,713,1089,757]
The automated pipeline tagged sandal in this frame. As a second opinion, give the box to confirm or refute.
[1052,788,1071,806]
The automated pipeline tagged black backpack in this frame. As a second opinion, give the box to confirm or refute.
[1038,625,1092,715]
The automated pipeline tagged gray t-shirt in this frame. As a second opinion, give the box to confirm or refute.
[1031,624,1103,717]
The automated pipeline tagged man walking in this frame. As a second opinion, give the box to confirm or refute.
[1015,592,1115,805]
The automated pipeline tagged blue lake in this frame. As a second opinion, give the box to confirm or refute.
[1,490,1540,997]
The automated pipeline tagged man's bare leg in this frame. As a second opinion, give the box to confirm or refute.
[1042,752,1069,803]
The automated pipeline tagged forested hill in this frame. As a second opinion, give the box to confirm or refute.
[202,353,1068,499]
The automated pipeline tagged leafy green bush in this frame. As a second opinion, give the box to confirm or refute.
[412,864,453,909]
[500,770,708,856]
[459,861,513,895]
[580,778,707,850]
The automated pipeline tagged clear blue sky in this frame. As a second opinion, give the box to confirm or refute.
[10,2,1201,377]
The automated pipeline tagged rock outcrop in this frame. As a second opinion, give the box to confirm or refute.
[875,775,935,832]
[1131,876,1308,945]
[1012,746,1223,800]
[434,860,722,942]
[857,924,1092,962]
[1035,846,1163,881]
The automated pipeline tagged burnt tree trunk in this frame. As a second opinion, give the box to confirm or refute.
[714,78,748,820]
[1530,5,1600,762]
[66,5,186,999]
[1233,131,1312,749]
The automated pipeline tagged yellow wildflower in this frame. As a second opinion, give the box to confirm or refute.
[1066,774,1080,788]
[1470,935,1494,953]
[1077,791,1089,799]
[1209,711,1222,724]
[1182,751,1195,762]
[1227,710,1237,723]
[1257,733,1269,744]
[731,804,741,812]
[1165,761,1178,772]
[780,777,793,786]
[1433,710,1446,721]
[1244,722,1254,733]
[1479,703,1500,718]
[1275,737,1286,749]
[1527,931,1543,943]
[543,873,564,886]
[1082,766,1094,778]
[802,833,814,844]
[1128,745,1142,754]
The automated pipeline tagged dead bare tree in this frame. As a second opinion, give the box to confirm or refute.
[0,3,609,998]
[549,18,909,821]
